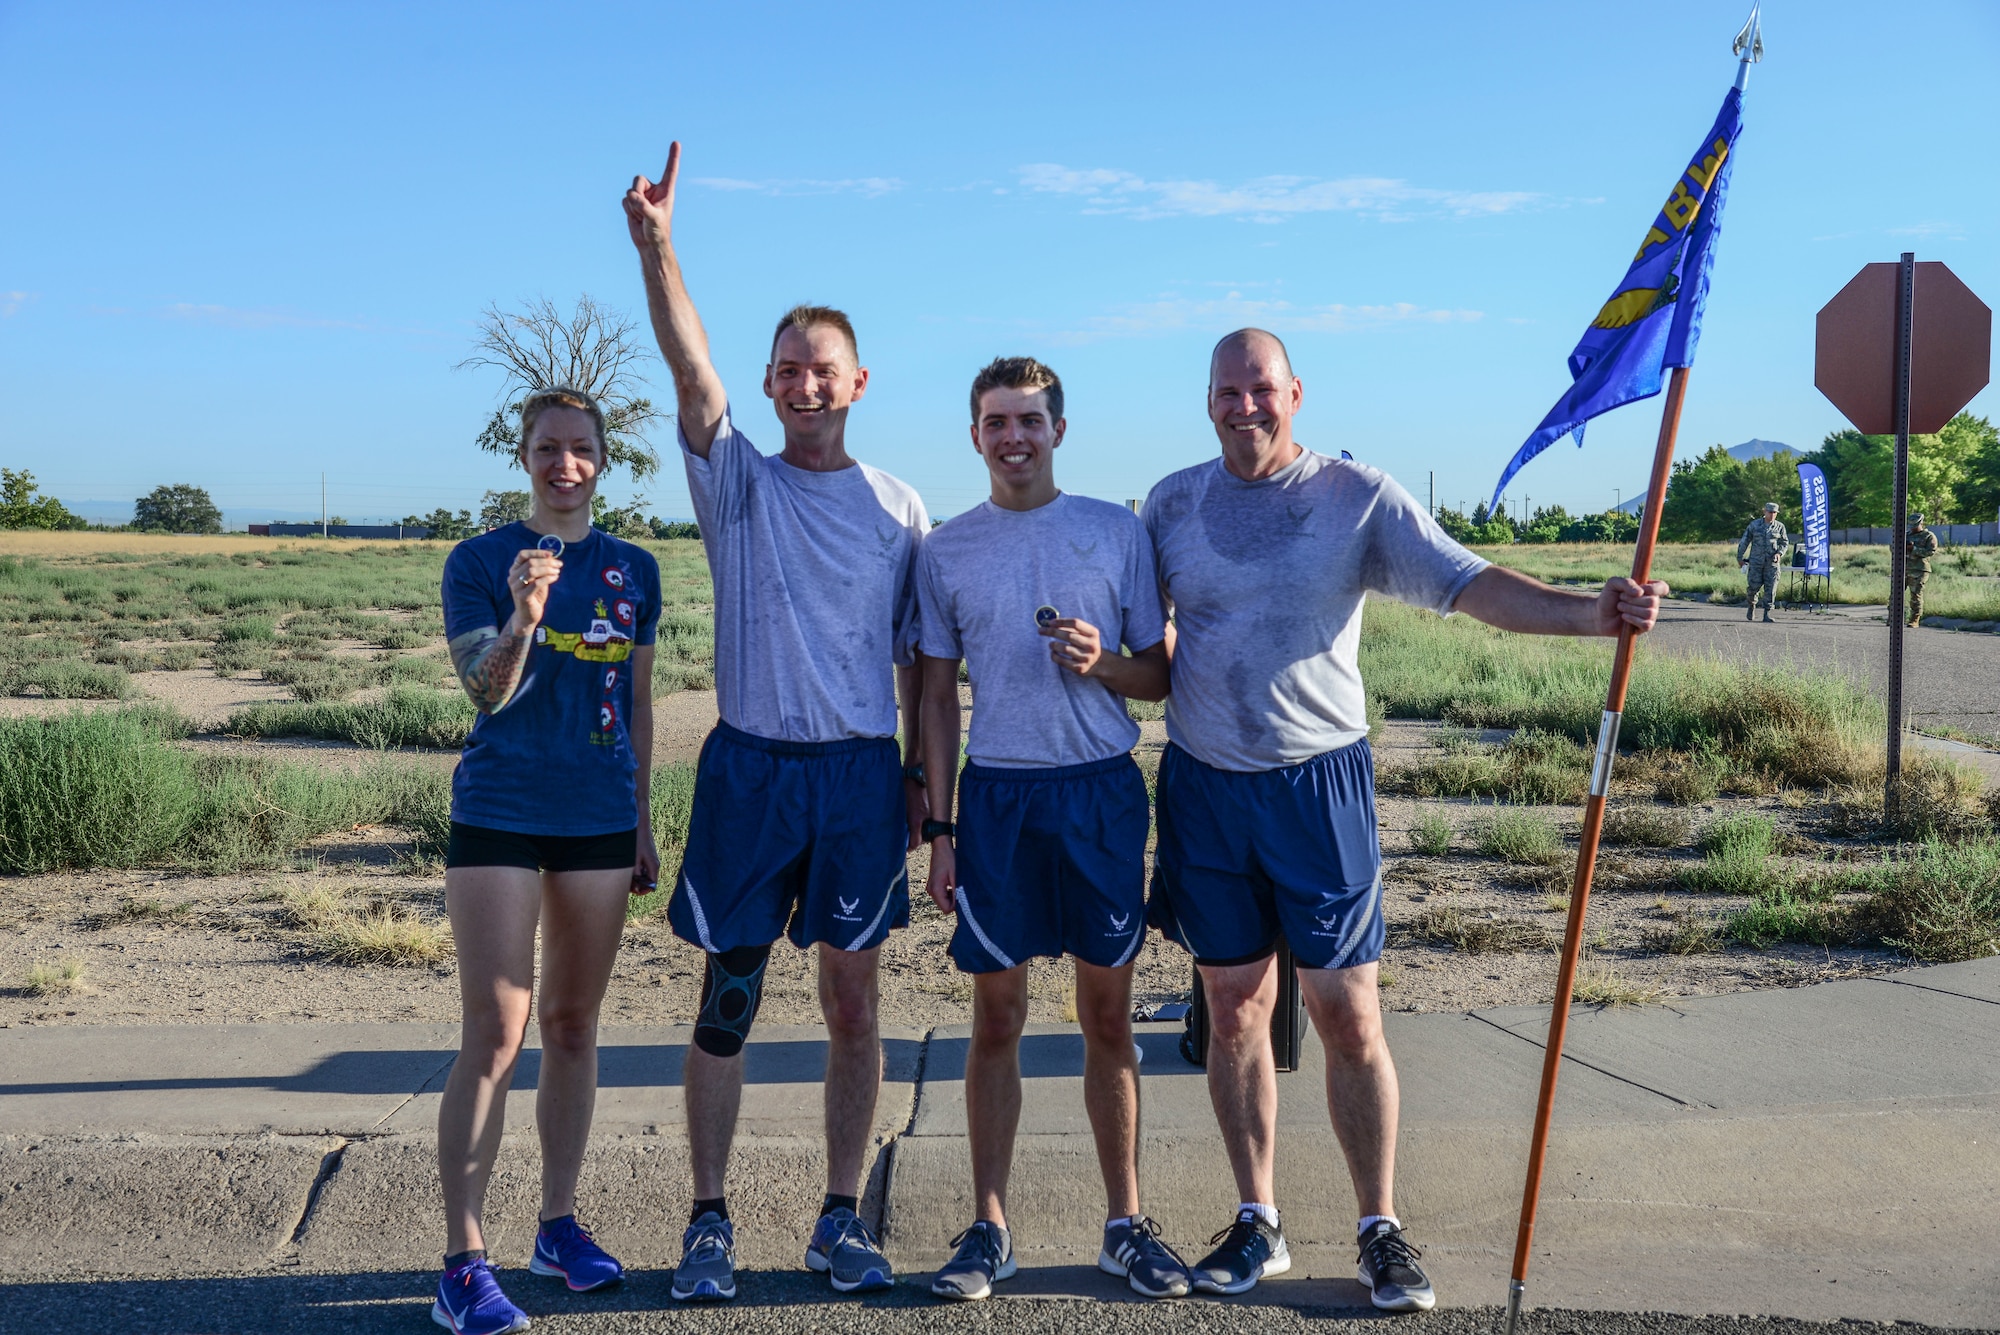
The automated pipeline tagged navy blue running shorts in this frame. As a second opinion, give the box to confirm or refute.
[949,753,1150,974]
[669,722,910,954]
[1148,738,1384,971]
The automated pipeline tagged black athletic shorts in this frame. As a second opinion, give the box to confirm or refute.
[445,822,638,873]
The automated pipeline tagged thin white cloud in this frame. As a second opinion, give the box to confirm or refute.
[1888,221,1964,240]
[1018,164,1542,223]
[0,291,32,317]
[1051,293,1483,344]
[692,175,903,198]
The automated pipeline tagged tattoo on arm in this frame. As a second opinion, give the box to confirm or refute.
[449,624,533,714]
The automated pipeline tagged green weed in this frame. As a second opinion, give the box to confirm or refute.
[1601,807,1692,848]
[1407,810,1454,856]
[1477,810,1566,865]
[1854,839,2000,962]
[225,686,475,750]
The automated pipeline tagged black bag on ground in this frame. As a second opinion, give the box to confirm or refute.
[1179,941,1305,1073]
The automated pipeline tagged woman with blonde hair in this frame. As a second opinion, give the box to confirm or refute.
[431,387,661,1334]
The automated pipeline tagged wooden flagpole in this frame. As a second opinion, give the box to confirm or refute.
[1503,365,1690,1335]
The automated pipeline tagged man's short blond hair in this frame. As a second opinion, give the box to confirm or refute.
[969,356,1064,423]
[769,304,859,364]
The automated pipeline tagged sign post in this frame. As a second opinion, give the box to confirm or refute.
[1814,259,1991,817]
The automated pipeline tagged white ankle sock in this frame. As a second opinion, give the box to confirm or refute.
[1237,1201,1280,1229]
[1358,1213,1401,1237]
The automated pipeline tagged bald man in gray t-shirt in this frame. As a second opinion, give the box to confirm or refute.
[1148,328,1669,1311]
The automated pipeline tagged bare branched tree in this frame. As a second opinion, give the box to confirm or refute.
[458,295,664,481]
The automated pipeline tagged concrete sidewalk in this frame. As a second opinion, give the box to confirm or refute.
[3,963,1995,1328]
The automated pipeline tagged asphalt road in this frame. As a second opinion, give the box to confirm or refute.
[2,1270,1990,1335]
[1642,599,2000,742]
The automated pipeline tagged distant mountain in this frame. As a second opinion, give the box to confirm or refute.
[1615,439,1796,514]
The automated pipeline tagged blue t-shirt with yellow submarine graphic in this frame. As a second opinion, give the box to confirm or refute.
[443,523,662,836]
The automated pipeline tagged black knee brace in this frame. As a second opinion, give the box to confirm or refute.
[694,944,771,1058]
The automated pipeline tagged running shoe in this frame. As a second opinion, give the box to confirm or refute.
[529,1216,624,1292]
[804,1206,894,1293]
[671,1211,737,1302]
[432,1257,530,1335]
[930,1220,1016,1301]
[1189,1207,1291,1295]
[1357,1219,1436,1312]
[1099,1215,1191,1298]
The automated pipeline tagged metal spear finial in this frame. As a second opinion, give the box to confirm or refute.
[1733,3,1765,90]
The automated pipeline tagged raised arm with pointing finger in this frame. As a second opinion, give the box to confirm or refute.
[625,143,729,457]
[621,142,932,1305]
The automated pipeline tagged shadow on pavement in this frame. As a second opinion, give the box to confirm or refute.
[0,1037,927,1100]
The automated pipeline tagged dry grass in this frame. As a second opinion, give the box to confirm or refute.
[0,533,435,557]
[314,900,452,967]
[1601,807,1692,849]
[1401,904,1555,954]
[1569,965,1662,1007]
[22,958,87,996]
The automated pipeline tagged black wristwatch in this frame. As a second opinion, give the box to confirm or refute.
[921,819,956,842]
[902,763,926,786]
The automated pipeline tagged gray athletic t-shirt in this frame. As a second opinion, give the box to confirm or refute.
[918,494,1167,769]
[682,409,929,743]
[1144,450,1487,772]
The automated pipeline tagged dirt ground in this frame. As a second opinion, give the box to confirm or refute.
[1,696,1912,1031]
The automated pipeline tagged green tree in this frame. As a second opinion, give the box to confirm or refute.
[1463,500,1516,545]
[1806,414,1992,526]
[649,518,700,540]
[479,489,531,530]
[1952,414,2000,524]
[1659,446,1803,541]
[416,508,477,541]
[133,483,223,534]
[591,494,653,538]
[460,295,663,482]
[0,469,86,530]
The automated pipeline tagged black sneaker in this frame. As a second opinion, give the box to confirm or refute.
[1356,1220,1435,1312]
[1189,1207,1290,1295]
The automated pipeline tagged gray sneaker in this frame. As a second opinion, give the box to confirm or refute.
[1357,1220,1435,1312]
[1099,1215,1191,1298]
[931,1220,1016,1301]
[671,1211,737,1302]
[804,1206,894,1293]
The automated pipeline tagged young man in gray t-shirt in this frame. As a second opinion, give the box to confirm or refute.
[915,358,1189,1301]
[626,143,928,1302]
[1144,329,1668,1311]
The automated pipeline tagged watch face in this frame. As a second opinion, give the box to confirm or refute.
[536,534,565,557]
[1034,604,1060,628]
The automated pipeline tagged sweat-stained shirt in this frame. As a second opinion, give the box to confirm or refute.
[1143,450,1488,773]
[683,408,929,742]
[916,493,1167,769]
[443,523,662,835]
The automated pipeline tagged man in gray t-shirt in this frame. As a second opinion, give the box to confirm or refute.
[627,142,923,1300]
[916,358,1189,1301]
[1146,329,1668,1311]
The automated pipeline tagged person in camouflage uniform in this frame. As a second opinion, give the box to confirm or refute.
[1735,501,1789,623]
[1905,513,1939,627]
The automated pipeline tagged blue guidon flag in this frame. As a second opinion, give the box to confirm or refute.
[1490,87,1745,513]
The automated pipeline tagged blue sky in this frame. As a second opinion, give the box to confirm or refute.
[2,0,1995,527]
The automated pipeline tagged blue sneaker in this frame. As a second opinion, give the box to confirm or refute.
[432,1258,530,1335]
[672,1212,738,1302]
[804,1206,894,1293]
[529,1216,624,1292]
